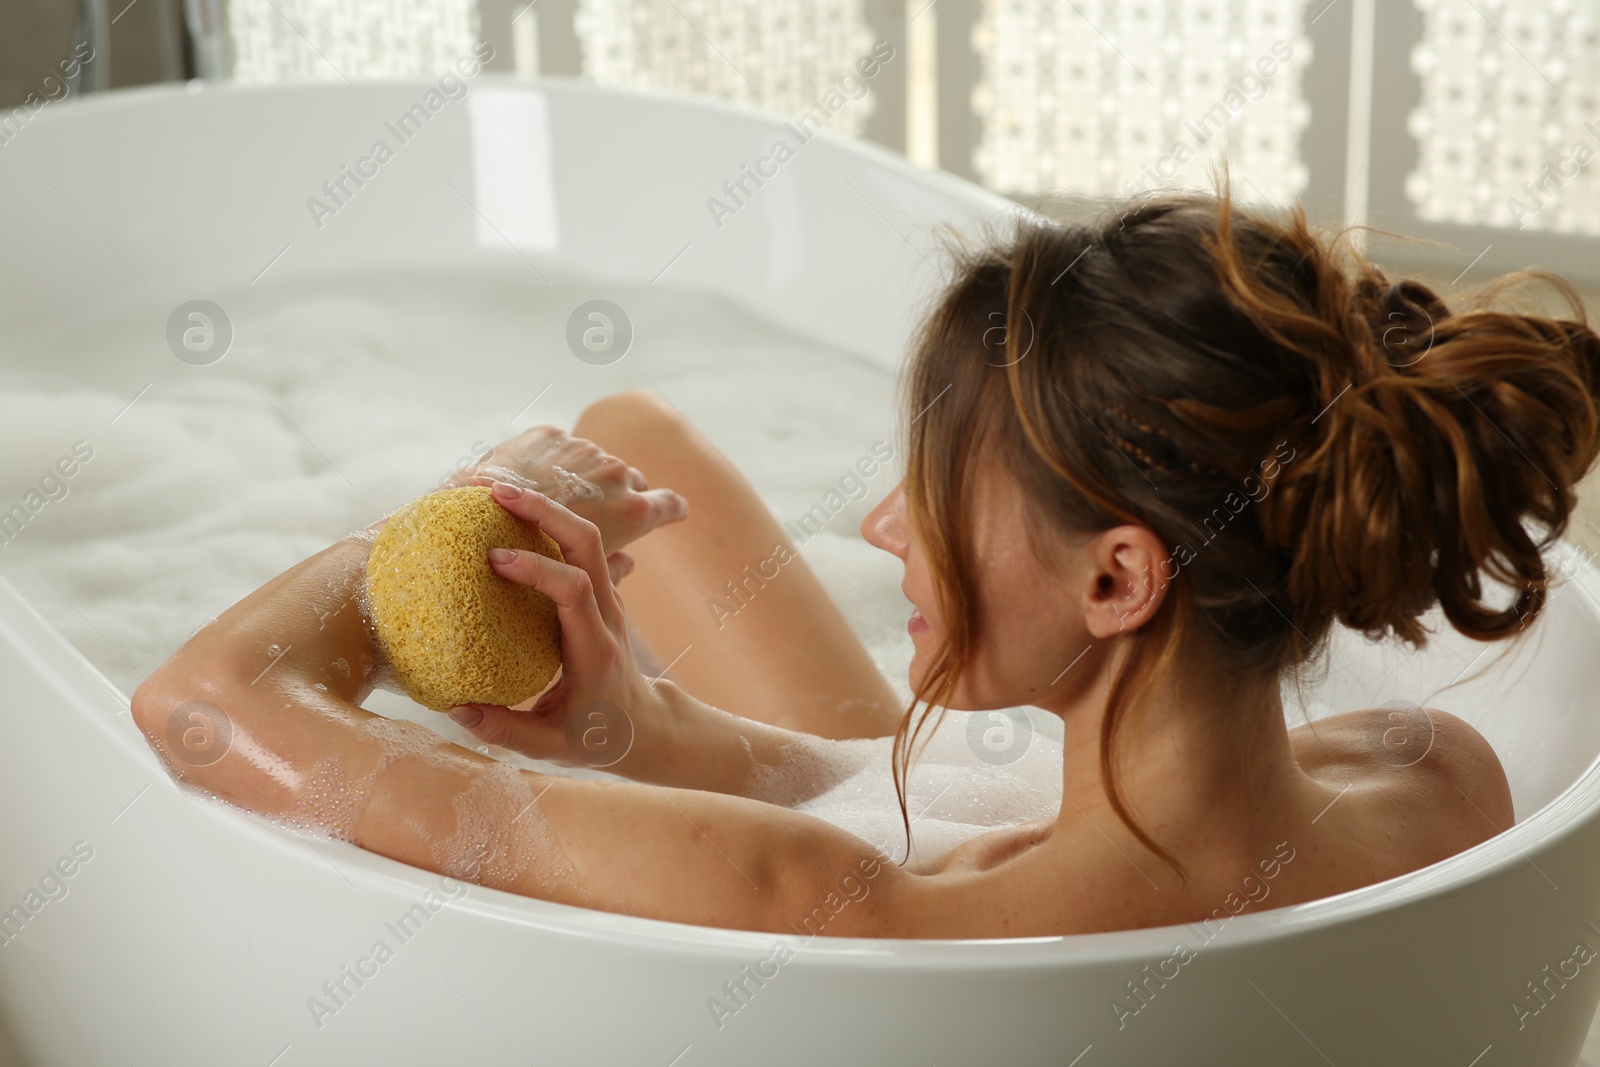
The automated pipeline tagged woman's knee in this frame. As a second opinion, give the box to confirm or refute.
[575,390,694,455]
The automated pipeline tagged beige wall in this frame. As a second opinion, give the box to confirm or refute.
[0,0,183,110]
[0,0,77,108]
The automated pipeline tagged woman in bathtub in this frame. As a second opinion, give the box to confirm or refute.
[131,189,1600,937]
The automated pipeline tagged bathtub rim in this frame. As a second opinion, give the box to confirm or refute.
[14,72,1023,234]
[20,74,1026,269]
[2,75,1023,374]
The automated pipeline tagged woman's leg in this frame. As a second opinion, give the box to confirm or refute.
[574,390,902,740]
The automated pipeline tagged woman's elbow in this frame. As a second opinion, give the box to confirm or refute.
[129,653,242,768]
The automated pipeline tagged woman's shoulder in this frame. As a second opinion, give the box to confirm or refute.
[1292,705,1515,861]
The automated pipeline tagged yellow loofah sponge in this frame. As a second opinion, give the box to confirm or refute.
[365,485,563,712]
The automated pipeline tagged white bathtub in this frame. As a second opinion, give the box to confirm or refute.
[5,78,1600,1066]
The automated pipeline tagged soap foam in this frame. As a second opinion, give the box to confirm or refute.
[465,462,603,508]
[792,709,1064,864]
[3,266,1058,864]
[427,759,574,897]
[278,753,372,841]
[252,713,442,842]
[744,733,877,808]
[251,710,578,896]
[546,464,604,504]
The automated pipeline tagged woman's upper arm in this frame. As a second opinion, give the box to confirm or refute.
[137,660,917,935]
[348,737,917,935]
[128,531,930,938]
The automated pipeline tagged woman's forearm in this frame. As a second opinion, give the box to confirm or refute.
[129,530,906,935]
[645,681,875,805]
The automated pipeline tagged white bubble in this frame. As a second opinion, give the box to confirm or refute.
[790,706,1063,864]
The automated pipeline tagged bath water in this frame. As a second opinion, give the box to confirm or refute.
[0,266,1061,862]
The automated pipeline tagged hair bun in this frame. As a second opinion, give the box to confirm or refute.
[1357,277,1447,370]
[1270,268,1600,647]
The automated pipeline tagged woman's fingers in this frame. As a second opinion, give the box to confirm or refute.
[447,693,636,773]
[483,481,620,614]
[446,701,562,756]
[637,487,689,531]
[472,473,686,539]
[485,544,617,650]
[606,551,635,585]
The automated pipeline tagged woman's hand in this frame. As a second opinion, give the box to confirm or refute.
[445,480,674,776]
[445,425,687,562]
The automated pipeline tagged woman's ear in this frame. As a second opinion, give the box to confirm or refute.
[1083,526,1170,638]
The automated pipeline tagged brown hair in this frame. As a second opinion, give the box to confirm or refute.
[892,187,1600,880]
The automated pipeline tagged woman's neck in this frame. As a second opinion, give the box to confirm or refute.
[1040,644,1305,881]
